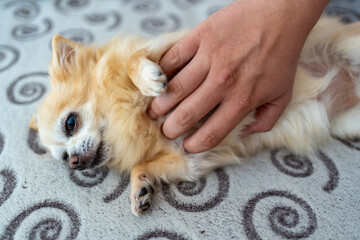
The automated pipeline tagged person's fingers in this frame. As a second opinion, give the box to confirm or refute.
[241,96,290,137]
[161,67,228,139]
[159,32,200,78]
[149,54,209,119]
[184,95,254,153]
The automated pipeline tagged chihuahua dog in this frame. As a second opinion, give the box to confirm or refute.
[31,17,360,216]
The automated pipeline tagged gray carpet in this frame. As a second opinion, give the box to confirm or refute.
[0,0,359,239]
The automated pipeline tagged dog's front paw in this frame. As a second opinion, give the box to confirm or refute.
[130,173,155,216]
[138,60,167,96]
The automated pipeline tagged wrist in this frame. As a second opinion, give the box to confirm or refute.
[295,0,330,20]
[269,0,330,43]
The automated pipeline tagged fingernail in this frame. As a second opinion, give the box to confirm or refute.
[147,108,157,120]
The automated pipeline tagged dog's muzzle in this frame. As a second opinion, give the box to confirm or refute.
[68,141,105,170]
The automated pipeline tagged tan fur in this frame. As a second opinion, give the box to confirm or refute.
[32,18,360,216]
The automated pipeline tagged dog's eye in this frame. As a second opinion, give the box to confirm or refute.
[65,114,77,135]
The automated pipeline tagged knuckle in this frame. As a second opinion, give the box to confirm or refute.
[214,68,235,89]
[169,78,186,100]
[176,108,196,128]
[231,95,253,113]
[167,46,182,66]
[198,131,219,149]
[198,21,215,38]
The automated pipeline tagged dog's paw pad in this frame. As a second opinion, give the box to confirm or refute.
[138,187,148,197]
[131,177,155,217]
[139,60,167,96]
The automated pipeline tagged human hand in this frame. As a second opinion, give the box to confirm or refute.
[148,0,329,153]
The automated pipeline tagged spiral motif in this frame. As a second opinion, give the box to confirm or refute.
[317,151,339,193]
[29,219,62,240]
[269,207,299,228]
[55,0,89,13]
[0,133,4,156]
[0,169,17,207]
[0,45,20,73]
[69,168,129,202]
[140,14,181,35]
[69,168,109,187]
[133,0,160,12]
[1,200,80,240]
[103,171,130,203]
[4,1,40,21]
[337,137,360,151]
[12,18,52,41]
[59,29,94,45]
[161,168,229,212]
[326,6,360,23]
[271,149,313,177]
[84,11,122,30]
[242,190,317,240]
[136,229,189,240]
[176,178,206,196]
[27,129,47,155]
[271,149,339,193]
[7,72,48,105]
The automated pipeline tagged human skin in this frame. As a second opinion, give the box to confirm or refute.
[148,0,330,153]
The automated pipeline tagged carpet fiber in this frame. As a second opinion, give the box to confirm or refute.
[0,0,359,239]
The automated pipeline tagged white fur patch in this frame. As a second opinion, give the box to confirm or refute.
[335,35,360,67]
[331,104,360,139]
[137,59,167,96]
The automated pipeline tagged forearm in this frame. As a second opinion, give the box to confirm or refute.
[231,0,330,37]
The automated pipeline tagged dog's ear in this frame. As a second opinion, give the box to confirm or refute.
[29,114,38,131]
[51,34,77,71]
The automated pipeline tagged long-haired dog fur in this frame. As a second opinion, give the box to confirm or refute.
[30,17,360,216]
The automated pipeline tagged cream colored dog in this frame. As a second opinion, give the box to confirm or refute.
[31,17,360,216]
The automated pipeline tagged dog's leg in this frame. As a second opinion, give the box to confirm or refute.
[126,31,188,96]
[130,151,188,216]
[127,50,168,96]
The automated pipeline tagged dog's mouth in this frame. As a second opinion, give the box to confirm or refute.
[90,141,106,168]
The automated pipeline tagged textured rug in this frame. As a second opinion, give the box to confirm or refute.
[0,0,359,239]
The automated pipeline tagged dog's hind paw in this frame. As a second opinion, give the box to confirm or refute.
[130,174,155,216]
[138,60,167,96]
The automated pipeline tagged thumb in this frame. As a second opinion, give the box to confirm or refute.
[241,99,289,137]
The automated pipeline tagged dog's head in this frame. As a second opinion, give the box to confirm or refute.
[31,34,111,170]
